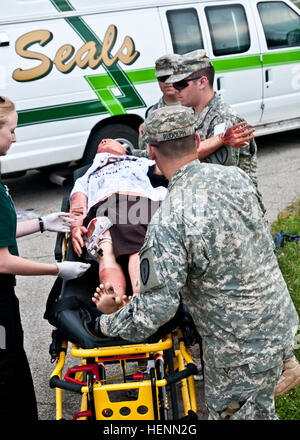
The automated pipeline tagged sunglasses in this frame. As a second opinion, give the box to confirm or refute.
[157,75,170,83]
[173,75,203,91]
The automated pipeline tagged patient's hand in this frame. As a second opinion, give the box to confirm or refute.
[92,282,132,314]
[71,225,88,257]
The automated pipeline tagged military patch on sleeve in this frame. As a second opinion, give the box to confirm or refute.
[140,258,150,285]
[139,124,145,138]
[139,242,164,292]
[215,146,228,164]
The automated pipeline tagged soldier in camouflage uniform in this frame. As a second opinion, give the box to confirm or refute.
[138,54,180,151]
[94,106,299,420]
[166,49,258,186]
[136,52,256,180]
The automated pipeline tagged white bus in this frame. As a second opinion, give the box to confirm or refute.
[1,0,299,177]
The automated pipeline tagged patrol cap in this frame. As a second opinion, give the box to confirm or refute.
[154,53,181,78]
[166,49,213,83]
[143,106,196,143]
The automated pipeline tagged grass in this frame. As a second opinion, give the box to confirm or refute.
[271,200,300,420]
[271,2,300,417]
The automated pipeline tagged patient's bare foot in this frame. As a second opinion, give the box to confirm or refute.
[92,282,131,314]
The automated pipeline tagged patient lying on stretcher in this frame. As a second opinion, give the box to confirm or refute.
[69,138,168,312]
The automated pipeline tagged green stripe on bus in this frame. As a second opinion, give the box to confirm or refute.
[49,0,73,12]
[212,54,261,72]
[263,49,300,67]
[84,74,126,116]
[126,68,156,84]
[18,100,107,126]
[212,50,300,72]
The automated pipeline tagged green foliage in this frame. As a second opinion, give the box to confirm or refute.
[272,200,300,236]
[272,200,300,419]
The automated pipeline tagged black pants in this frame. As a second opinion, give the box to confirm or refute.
[0,275,38,420]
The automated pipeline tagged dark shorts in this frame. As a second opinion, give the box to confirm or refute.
[84,193,160,260]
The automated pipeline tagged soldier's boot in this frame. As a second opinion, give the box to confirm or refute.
[275,356,300,397]
[220,402,240,420]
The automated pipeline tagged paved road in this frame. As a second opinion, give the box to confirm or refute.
[3,128,300,420]
[256,129,300,224]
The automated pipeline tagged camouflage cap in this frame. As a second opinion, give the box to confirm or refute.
[143,106,196,143]
[166,49,213,83]
[155,53,181,78]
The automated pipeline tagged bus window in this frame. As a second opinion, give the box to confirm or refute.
[205,4,250,56]
[166,8,203,54]
[258,1,300,49]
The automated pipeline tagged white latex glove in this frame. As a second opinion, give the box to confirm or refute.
[41,212,75,233]
[56,262,91,280]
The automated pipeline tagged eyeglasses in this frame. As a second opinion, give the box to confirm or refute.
[173,75,203,91]
[157,75,170,83]
[0,96,5,103]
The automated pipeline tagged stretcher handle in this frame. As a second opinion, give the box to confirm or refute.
[166,363,198,385]
[49,375,82,394]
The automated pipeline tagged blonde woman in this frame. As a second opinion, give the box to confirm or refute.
[0,96,90,419]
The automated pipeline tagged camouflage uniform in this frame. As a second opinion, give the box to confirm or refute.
[166,50,258,186]
[99,107,299,420]
[138,54,180,151]
[138,97,180,151]
[146,97,180,120]
[195,93,258,186]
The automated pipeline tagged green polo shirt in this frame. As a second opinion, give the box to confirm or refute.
[0,174,18,256]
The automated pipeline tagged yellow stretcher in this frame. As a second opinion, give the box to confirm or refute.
[45,164,201,421]
[49,330,198,420]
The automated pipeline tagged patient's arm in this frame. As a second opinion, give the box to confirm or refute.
[70,191,88,224]
[70,191,88,257]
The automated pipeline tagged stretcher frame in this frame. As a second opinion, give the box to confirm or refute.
[49,330,198,420]
[46,163,200,420]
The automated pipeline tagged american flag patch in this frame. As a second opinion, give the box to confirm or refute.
[139,124,145,138]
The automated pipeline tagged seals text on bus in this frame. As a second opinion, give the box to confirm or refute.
[13,24,140,82]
